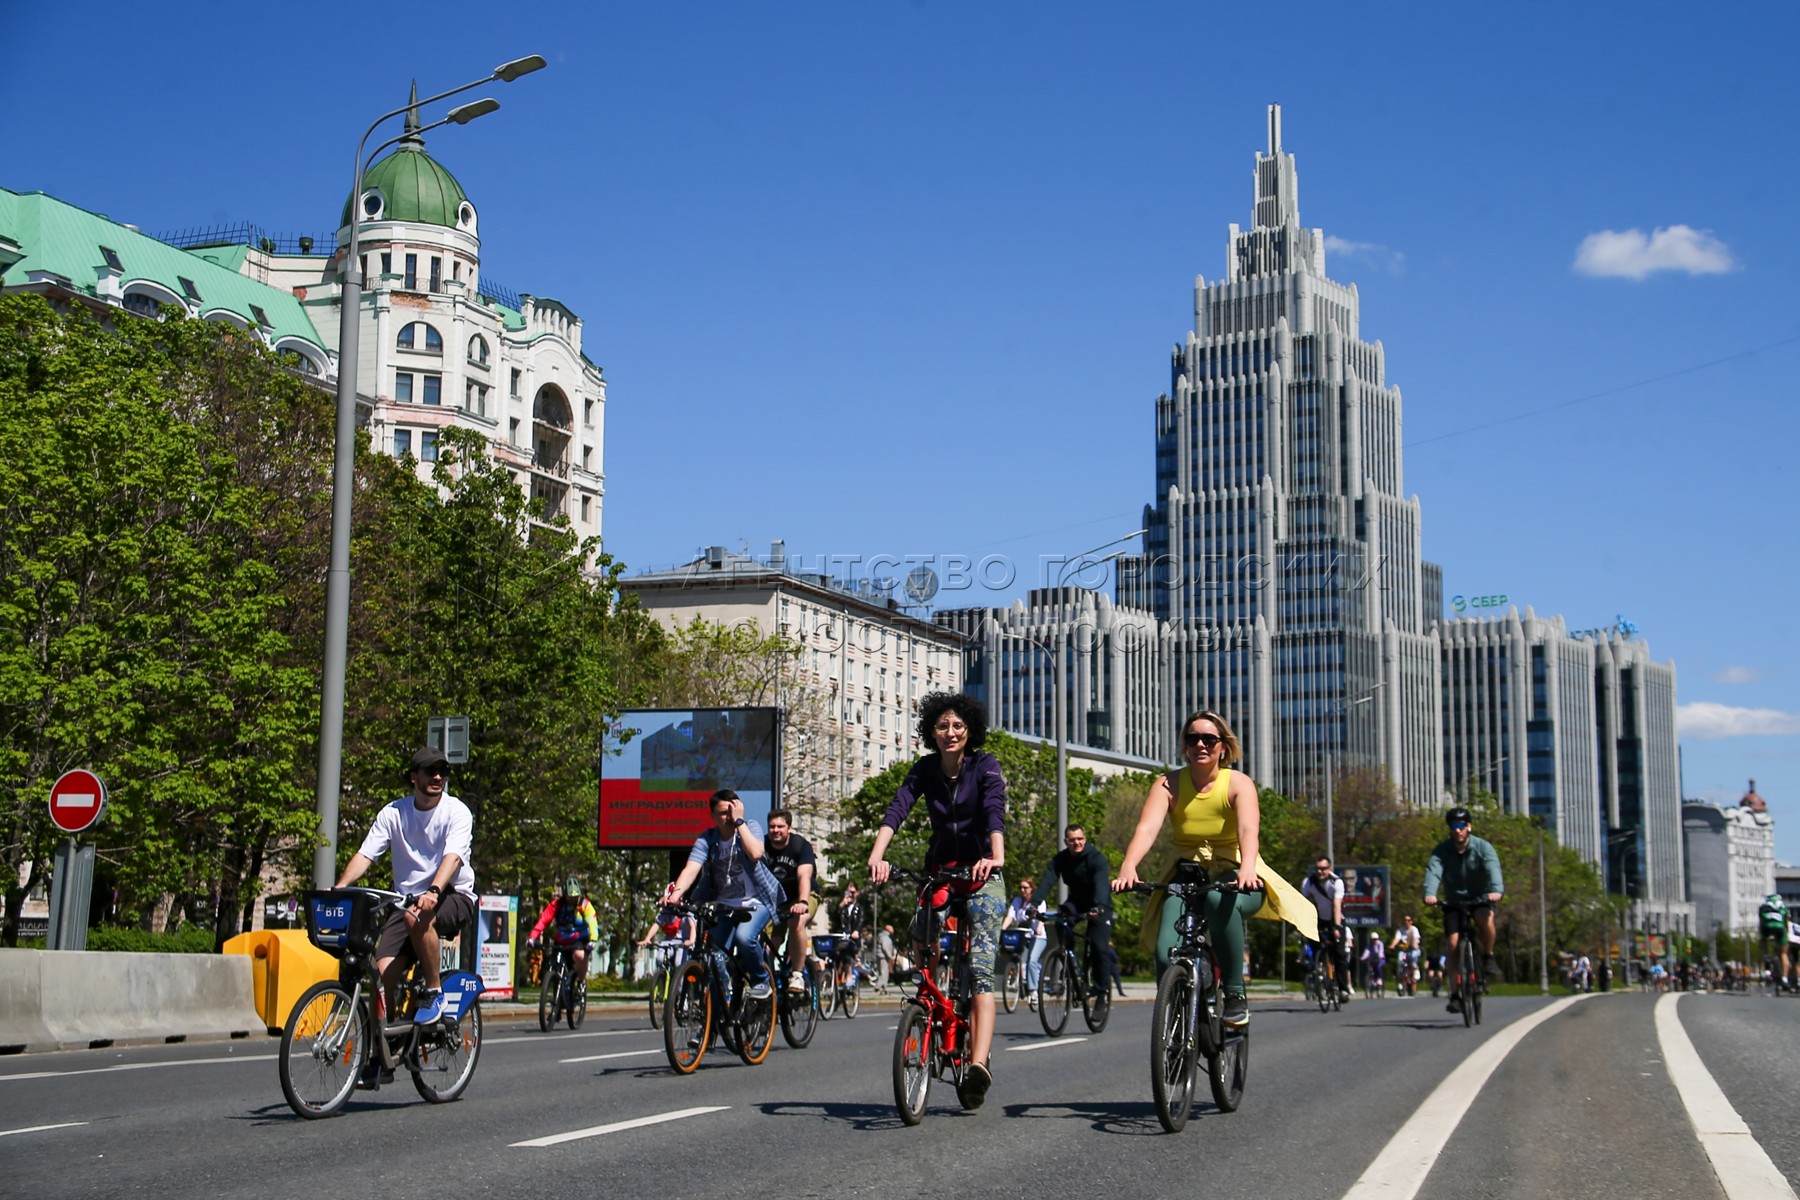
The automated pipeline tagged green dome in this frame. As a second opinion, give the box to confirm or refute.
[342,143,471,230]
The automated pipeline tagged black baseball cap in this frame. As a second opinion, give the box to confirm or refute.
[409,747,451,774]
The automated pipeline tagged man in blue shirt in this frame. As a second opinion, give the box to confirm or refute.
[1424,806,1504,1015]
[662,789,779,1000]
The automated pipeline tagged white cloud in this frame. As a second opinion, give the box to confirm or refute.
[1324,235,1405,274]
[1677,701,1800,739]
[1573,225,1737,280]
[1712,666,1761,685]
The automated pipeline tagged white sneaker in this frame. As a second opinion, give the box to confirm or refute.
[786,972,806,993]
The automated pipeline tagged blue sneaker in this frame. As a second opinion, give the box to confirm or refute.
[413,989,445,1024]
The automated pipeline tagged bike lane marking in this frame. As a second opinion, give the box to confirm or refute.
[1007,1037,1088,1053]
[1340,993,1596,1200]
[558,1048,664,1064]
[0,1054,275,1083]
[0,1121,88,1137]
[490,1028,652,1045]
[511,1105,729,1147]
[1655,992,1798,1200]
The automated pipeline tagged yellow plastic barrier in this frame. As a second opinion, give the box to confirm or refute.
[222,929,339,1033]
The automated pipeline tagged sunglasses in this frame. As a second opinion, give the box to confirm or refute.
[1184,732,1223,750]
[1449,821,1470,830]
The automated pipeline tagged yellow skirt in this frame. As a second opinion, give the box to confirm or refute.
[1138,852,1320,955]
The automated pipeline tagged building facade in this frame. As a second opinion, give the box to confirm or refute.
[1682,786,1775,941]
[1591,632,1687,933]
[623,543,965,830]
[1115,105,1442,799]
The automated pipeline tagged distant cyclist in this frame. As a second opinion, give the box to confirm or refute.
[1758,892,1789,987]
[1424,805,1504,1015]
[1302,857,1352,1003]
[1389,913,1422,993]
[1001,879,1047,1009]
[528,877,600,982]
[763,809,817,992]
[1036,824,1115,1001]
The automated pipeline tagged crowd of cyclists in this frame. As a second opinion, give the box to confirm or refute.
[326,691,1790,1118]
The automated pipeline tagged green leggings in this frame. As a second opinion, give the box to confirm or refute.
[1155,888,1265,996]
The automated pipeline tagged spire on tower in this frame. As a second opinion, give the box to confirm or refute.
[399,80,425,150]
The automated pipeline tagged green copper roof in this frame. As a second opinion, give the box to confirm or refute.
[342,144,470,230]
[0,187,328,356]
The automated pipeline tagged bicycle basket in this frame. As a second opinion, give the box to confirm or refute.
[999,928,1026,953]
[811,935,838,958]
[305,888,384,958]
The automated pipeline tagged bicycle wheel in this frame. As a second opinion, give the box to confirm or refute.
[567,972,588,1030]
[648,967,668,1029]
[1000,955,1020,1013]
[1082,947,1111,1034]
[1459,941,1476,1028]
[1209,1027,1249,1113]
[892,1002,932,1126]
[538,959,562,1032]
[411,1000,482,1103]
[279,981,365,1119]
[1315,967,1330,1013]
[737,986,777,1065]
[842,969,862,1019]
[779,976,818,1049]
[663,961,712,1074]
[1038,952,1072,1036]
[1150,962,1198,1133]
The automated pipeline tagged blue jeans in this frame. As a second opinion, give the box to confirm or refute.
[1024,934,1046,991]
[710,900,773,988]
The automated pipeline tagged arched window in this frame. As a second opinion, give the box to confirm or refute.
[397,322,443,353]
[468,334,489,366]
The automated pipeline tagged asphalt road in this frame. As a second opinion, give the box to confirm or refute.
[2,988,1794,1199]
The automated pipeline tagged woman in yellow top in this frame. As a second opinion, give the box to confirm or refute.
[1113,709,1317,1028]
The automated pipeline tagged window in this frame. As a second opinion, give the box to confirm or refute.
[509,417,521,444]
[404,253,417,290]
[249,304,271,328]
[397,322,442,353]
[99,245,122,271]
[393,429,412,457]
[583,398,593,425]
[582,445,592,470]
[123,292,160,317]
[580,495,591,521]
[429,257,441,291]
[177,276,202,302]
[469,335,488,366]
[395,372,414,403]
[465,382,489,417]
[420,431,439,462]
[362,190,384,219]
[422,374,441,405]
[381,252,392,276]
[509,368,521,398]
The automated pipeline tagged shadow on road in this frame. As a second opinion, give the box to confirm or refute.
[756,1100,917,1131]
[999,1100,1172,1135]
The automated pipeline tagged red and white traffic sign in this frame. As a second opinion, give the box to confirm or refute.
[48,769,108,834]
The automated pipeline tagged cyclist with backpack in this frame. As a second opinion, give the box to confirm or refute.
[528,877,600,983]
[1758,892,1789,988]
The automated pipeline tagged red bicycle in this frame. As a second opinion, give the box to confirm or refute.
[888,866,983,1125]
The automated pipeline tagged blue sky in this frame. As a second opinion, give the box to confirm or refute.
[7,2,1797,859]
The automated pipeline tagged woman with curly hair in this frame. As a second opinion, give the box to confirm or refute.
[868,691,1007,1107]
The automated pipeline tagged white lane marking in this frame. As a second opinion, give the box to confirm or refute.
[511,1105,728,1147]
[0,1055,275,1083]
[559,1049,664,1064]
[492,1028,652,1045]
[1008,1037,1089,1052]
[0,1121,89,1137]
[1342,994,1595,1200]
[1656,992,1799,1199]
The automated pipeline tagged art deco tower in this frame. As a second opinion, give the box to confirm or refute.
[1120,105,1443,803]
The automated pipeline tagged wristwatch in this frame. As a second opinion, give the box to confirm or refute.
[426,884,443,896]
[732,817,746,828]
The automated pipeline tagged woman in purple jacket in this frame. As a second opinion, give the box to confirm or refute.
[869,692,1008,1107]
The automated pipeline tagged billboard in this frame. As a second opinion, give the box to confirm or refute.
[1338,864,1390,928]
[599,707,780,849]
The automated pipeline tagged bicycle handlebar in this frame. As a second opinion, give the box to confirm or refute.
[661,898,756,924]
[883,865,974,888]
[1131,878,1264,898]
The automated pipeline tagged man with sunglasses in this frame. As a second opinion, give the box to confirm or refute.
[334,747,478,1085]
[1302,856,1352,1003]
[1423,805,1505,1014]
[1036,824,1114,1003]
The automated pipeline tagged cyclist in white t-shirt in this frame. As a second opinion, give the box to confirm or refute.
[1301,857,1351,1003]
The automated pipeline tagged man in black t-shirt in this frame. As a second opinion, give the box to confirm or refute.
[764,809,817,992]
[1036,824,1113,996]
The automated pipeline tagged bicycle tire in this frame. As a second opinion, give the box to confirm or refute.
[819,970,839,1019]
[663,960,712,1074]
[842,976,861,1019]
[1316,966,1331,1014]
[279,981,365,1119]
[1000,955,1020,1014]
[538,958,562,1032]
[1459,939,1476,1028]
[1209,1026,1248,1113]
[1038,952,1072,1036]
[567,973,587,1030]
[411,1000,482,1103]
[737,988,777,1065]
[893,1001,932,1126]
[648,967,668,1030]
[1082,945,1111,1034]
[1150,962,1198,1133]
[779,976,818,1049]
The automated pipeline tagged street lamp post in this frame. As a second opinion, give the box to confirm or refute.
[313,57,547,889]
[1322,682,1385,864]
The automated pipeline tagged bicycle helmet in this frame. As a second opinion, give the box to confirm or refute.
[1445,805,1473,827]
[561,876,583,899]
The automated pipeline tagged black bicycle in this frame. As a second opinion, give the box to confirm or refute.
[1439,900,1487,1027]
[645,936,686,1030]
[1037,905,1112,1036]
[661,900,778,1073]
[535,940,588,1032]
[1306,931,1343,1013]
[280,887,483,1118]
[773,931,822,1049]
[814,933,863,1019]
[1132,869,1253,1133]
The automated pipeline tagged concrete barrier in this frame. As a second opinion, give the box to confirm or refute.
[0,948,263,1053]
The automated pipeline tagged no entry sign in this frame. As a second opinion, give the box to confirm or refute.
[48,768,108,834]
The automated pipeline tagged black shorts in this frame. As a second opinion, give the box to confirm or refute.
[376,890,477,962]
[1442,902,1494,939]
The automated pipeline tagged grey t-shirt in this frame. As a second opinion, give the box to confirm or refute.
[687,821,765,905]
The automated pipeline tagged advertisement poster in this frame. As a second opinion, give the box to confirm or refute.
[1338,864,1390,928]
[599,707,780,848]
[478,894,518,999]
